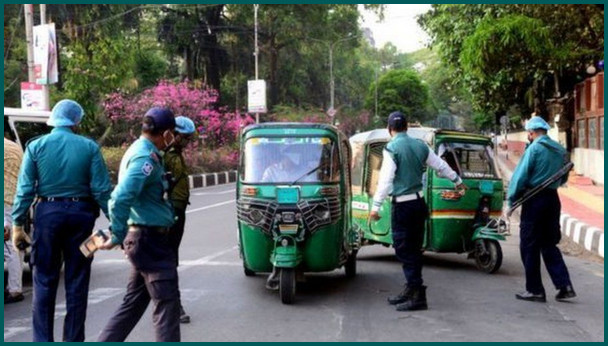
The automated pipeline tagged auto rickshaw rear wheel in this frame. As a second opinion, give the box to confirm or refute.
[345,250,358,278]
[279,268,296,304]
[474,240,502,274]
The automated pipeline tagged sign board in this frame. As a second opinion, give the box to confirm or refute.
[20,82,44,110]
[327,107,337,118]
[247,80,267,113]
[33,23,59,85]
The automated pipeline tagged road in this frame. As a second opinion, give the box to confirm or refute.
[4,183,604,342]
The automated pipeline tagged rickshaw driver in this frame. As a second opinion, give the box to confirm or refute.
[369,111,466,312]
[261,146,314,183]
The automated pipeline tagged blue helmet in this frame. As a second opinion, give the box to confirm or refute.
[525,116,551,131]
[175,116,196,135]
[47,99,84,127]
[142,107,175,133]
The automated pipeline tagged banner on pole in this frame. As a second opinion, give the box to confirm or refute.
[21,82,43,110]
[33,23,58,85]
[247,80,267,113]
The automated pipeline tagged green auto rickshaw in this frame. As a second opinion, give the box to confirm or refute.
[237,123,360,304]
[350,128,508,273]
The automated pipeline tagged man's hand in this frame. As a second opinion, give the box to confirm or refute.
[455,183,467,195]
[4,226,10,241]
[98,238,117,250]
[12,225,31,252]
[369,211,381,222]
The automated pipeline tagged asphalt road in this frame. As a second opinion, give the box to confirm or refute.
[4,183,604,342]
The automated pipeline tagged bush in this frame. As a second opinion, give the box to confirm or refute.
[101,146,127,183]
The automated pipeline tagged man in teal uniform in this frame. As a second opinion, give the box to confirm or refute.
[370,111,465,312]
[508,116,575,303]
[164,115,196,324]
[98,107,180,342]
[11,99,113,342]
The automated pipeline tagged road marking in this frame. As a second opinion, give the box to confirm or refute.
[186,200,235,214]
[180,246,238,268]
[193,189,236,196]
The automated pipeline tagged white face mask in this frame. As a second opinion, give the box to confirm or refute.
[163,130,176,150]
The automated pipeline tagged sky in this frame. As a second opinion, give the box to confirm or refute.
[359,4,432,53]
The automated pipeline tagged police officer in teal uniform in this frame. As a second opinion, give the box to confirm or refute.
[508,116,576,303]
[370,111,465,312]
[97,107,180,342]
[11,99,113,342]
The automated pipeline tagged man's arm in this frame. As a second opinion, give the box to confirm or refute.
[372,149,397,213]
[108,156,151,245]
[11,147,36,227]
[90,145,113,219]
[426,150,463,185]
[507,148,534,207]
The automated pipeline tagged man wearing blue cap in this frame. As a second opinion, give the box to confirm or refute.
[164,115,196,324]
[370,111,465,312]
[508,116,575,303]
[11,99,113,342]
[98,107,181,342]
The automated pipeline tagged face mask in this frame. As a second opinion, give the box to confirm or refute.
[163,130,176,150]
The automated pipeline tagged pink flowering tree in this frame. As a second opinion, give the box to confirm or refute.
[103,80,254,172]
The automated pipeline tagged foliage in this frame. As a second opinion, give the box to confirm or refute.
[365,69,433,125]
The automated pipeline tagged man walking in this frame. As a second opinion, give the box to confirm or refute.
[11,99,113,342]
[4,137,24,304]
[98,107,180,342]
[508,116,575,303]
[165,115,196,324]
[369,111,465,312]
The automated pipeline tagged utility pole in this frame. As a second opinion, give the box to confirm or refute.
[374,67,379,119]
[24,4,35,83]
[329,46,334,112]
[254,4,259,124]
[40,4,50,110]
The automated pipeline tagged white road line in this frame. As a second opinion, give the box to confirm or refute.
[193,189,236,196]
[186,200,235,214]
[179,246,238,268]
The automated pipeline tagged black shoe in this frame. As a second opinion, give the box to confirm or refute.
[265,269,279,291]
[4,293,24,304]
[395,286,428,312]
[515,291,546,303]
[387,286,415,305]
[180,306,191,324]
[555,285,576,301]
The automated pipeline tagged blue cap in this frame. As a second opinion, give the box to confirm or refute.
[143,107,175,132]
[388,111,407,128]
[525,116,551,131]
[175,116,196,134]
[47,99,84,127]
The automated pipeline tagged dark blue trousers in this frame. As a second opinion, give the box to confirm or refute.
[391,198,428,288]
[31,201,97,342]
[520,189,572,294]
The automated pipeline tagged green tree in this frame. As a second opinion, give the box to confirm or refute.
[365,69,433,124]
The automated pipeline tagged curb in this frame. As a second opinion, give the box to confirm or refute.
[495,154,604,259]
[188,170,237,189]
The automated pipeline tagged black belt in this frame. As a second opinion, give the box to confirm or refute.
[130,225,171,235]
[38,196,95,203]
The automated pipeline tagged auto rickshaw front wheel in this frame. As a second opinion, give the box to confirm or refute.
[279,268,296,304]
[345,250,358,278]
[474,240,503,274]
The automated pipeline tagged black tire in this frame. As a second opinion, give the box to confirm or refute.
[243,266,255,277]
[345,250,357,278]
[279,268,296,304]
[474,240,503,274]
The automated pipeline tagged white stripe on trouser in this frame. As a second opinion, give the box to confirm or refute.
[3,240,24,294]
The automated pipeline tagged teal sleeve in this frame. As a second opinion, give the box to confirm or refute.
[108,156,151,244]
[507,148,535,207]
[90,145,113,219]
[11,146,37,226]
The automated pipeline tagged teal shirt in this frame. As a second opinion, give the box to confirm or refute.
[11,127,112,226]
[109,137,174,244]
[508,135,568,206]
[386,133,430,196]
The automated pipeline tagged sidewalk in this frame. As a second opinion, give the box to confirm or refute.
[496,149,604,259]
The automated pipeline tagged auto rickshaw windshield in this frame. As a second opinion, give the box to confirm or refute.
[242,136,340,184]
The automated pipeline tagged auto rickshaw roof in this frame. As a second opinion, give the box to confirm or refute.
[242,122,342,139]
[349,127,435,144]
[433,129,492,143]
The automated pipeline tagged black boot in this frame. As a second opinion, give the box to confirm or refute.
[180,305,191,324]
[555,285,576,301]
[395,286,428,311]
[387,285,415,305]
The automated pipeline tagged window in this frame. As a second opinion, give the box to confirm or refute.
[599,74,604,110]
[438,142,498,179]
[576,85,583,113]
[589,118,598,149]
[577,119,586,148]
[600,117,604,151]
[585,80,592,111]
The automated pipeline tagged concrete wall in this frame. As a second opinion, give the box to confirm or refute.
[573,148,604,185]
